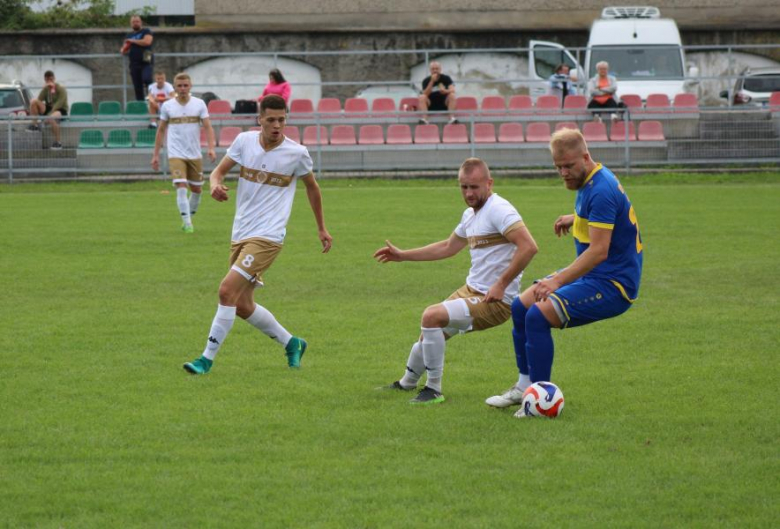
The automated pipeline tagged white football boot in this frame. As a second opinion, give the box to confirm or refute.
[485,385,525,408]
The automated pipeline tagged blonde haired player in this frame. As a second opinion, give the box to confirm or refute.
[151,73,216,233]
[183,94,333,375]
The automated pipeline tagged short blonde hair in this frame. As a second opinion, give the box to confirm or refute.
[459,157,491,178]
[549,129,589,155]
[173,72,191,83]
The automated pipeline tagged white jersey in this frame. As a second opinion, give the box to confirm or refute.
[160,96,209,160]
[454,193,525,304]
[148,81,174,101]
[226,132,313,244]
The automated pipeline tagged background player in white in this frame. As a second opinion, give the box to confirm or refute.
[151,73,216,233]
[373,158,538,404]
[183,95,333,375]
[146,71,175,128]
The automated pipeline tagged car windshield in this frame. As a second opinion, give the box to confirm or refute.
[0,89,24,109]
[590,46,684,80]
[743,74,780,93]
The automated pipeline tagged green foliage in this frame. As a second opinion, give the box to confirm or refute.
[0,0,155,30]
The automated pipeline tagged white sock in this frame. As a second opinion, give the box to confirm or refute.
[202,304,236,360]
[176,187,191,225]
[245,304,292,346]
[399,340,424,388]
[421,327,445,392]
[189,191,202,215]
[517,373,531,391]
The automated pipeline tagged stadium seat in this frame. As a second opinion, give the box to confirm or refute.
[344,98,369,118]
[525,122,552,142]
[609,121,637,141]
[125,101,148,119]
[555,122,579,132]
[107,129,133,148]
[97,101,121,120]
[473,123,496,143]
[442,123,469,143]
[770,92,780,110]
[414,124,440,144]
[330,125,357,145]
[582,121,609,142]
[673,93,699,113]
[455,96,478,117]
[370,98,396,117]
[358,125,384,145]
[135,128,156,148]
[563,95,588,111]
[508,95,533,113]
[199,128,209,147]
[637,120,665,141]
[535,95,561,113]
[317,98,342,115]
[386,124,412,144]
[78,130,104,148]
[207,100,232,117]
[69,102,94,121]
[284,126,300,143]
[481,96,506,115]
[303,125,328,145]
[218,126,242,147]
[399,97,419,112]
[290,99,315,115]
[497,122,524,143]
[619,94,643,116]
[644,93,671,113]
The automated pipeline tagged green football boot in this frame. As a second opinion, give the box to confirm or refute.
[183,356,212,375]
[409,386,445,405]
[182,224,194,234]
[285,337,307,368]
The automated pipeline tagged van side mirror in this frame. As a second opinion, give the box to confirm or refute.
[687,65,699,78]
[719,90,729,99]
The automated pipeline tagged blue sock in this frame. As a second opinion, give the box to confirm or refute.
[525,305,554,382]
[511,297,530,376]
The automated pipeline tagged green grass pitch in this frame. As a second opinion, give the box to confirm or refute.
[0,173,777,527]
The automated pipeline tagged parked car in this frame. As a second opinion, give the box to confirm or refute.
[720,67,780,107]
[0,80,33,116]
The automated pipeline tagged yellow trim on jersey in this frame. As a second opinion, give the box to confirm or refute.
[589,221,614,230]
[582,163,603,186]
[503,220,526,236]
[573,214,590,243]
[468,233,510,249]
[610,280,636,303]
[453,232,468,242]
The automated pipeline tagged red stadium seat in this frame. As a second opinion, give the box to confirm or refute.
[770,92,780,110]
[399,97,419,112]
[370,98,396,117]
[525,122,552,142]
[637,120,665,141]
[442,123,469,143]
[644,93,671,112]
[609,121,637,142]
[473,123,496,143]
[555,122,579,132]
[481,96,506,113]
[344,98,369,118]
[218,126,241,147]
[619,94,643,113]
[414,124,440,144]
[535,95,562,113]
[508,95,533,113]
[329,125,357,145]
[386,124,412,144]
[303,125,328,145]
[284,126,300,143]
[582,121,608,142]
[248,126,261,131]
[498,122,524,143]
[563,95,588,110]
[455,96,478,117]
[673,93,699,113]
[358,125,384,145]
[290,99,314,115]
[317,98,341,115]
[207,100,232,116]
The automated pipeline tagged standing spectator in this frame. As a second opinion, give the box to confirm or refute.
[121,15,154,102]
[146,71,175,128]
[587,61,619,120]
[418,61,458,125]
[548,64,577,105]
[260,68,291,104]
[27,70,68,150]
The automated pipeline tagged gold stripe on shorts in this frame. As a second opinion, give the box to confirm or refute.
[468,233,510,249]
[239,167,294,187]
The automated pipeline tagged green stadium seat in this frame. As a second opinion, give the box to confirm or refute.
[69,102,94,121]
[107,129,133,148]
[135,128,157,148]
[97,100,121,120]
[125,100,149,120]
[78,130,104,148]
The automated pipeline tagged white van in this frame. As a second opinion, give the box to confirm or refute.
[529,6,699,101]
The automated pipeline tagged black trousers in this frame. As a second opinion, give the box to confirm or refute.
[129,62,153,101]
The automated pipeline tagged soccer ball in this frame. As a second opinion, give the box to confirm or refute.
[520,382,565,418]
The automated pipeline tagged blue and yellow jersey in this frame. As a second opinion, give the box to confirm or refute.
[572,163,643,301]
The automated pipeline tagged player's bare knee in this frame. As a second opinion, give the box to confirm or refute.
[217,281,239,306]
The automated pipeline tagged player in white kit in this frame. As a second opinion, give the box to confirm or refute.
[151,73,216,233]
[146,71,175,128]
[183,94,333,375]
[374,158,538,404]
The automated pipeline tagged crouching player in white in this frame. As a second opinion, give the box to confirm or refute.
[373,158,538,404]
[183,95,333,374]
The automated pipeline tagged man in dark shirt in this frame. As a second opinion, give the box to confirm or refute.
[27,70,68,150]
[417,61,457,125]
[121,15,154,101]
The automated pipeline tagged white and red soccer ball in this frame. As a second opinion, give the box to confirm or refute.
[521,382,565,418]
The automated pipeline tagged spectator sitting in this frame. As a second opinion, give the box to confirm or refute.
[418,61,457,125]
[27,70,68,150]
[548,64,577,105]
[260,68,291,104]
[146,71,175,128]
[587,61,619,120]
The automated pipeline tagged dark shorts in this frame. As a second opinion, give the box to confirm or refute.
[547,275,632,329]
[428,94,448,111]
[45,106,68,120]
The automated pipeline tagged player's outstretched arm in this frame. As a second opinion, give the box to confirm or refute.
[301,173,332,253]
[209,156,236,202]
[151,120,168,171]
[374,232,467,264]
[484,225,539,303]
[554,214,575,237]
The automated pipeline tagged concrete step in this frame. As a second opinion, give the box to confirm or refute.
[700,111,772,122]
[699,121,778,140]
[668,139,780,159]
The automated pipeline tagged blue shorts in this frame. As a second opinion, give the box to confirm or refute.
[547,275,632,329]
